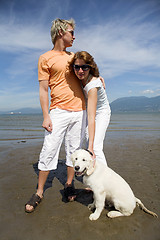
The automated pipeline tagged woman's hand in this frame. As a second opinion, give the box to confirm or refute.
[87,148,96,163]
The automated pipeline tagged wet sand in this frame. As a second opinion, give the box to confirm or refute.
[0,137,160,240]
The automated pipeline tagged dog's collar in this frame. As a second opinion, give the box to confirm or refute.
[84,149,96,176]
[85,149,93,156]
[85,149,95,169]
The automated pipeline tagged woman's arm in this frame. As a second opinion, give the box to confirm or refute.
[39,80,52,132]
[87,87,97,159]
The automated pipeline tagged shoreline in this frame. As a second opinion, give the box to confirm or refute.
[0,136,160,240]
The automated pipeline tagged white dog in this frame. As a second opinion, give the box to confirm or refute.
[71,149,158,221]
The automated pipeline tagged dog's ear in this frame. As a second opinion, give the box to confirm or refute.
[86,158,95,176]
[71,152,75,165]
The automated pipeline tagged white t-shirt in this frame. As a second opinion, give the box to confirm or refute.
[83,78,111,114]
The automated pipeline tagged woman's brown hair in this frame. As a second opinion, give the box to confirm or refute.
[69,51,99,77]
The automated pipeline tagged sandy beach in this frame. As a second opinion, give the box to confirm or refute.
[0,136,160,240]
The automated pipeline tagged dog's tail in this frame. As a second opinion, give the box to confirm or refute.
[135,198,158,217]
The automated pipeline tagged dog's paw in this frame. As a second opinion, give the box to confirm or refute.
[89,213,99,221]
[88,203,95,211]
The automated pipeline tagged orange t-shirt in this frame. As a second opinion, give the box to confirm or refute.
[38,50,86,111]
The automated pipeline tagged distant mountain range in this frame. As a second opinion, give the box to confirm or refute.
[110,96,160,112]
[0,96,160,114]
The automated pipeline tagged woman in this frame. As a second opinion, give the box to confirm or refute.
[69,51,111,165]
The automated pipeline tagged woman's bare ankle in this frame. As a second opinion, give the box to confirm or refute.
[36,190,43,198]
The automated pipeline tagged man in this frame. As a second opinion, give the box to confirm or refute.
[25,18,86,213]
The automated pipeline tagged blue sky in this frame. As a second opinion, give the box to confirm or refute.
[0,0,160,111]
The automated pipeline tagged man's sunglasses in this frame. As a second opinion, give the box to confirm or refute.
[73,64,90,71]
[67,30,74,36]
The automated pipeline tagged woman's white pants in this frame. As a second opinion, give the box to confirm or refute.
[86,109,111,165]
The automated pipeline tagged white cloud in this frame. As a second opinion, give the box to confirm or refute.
[128,81,155,87]
[0,21,51,53]
[142,89,154,94]
[73,13,160,79]
[0,0,160,110]
[128,80,160,92]
[141,89,160,95]
[0,2,160,80]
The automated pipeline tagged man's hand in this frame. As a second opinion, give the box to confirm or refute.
[99,76,105,89]
[42,115,52,132]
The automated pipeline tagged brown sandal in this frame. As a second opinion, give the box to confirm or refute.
[25,194,43,213]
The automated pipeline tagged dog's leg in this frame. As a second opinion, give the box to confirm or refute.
[107,210,131,218]
[89,192,105,221]
[88,201,96,211]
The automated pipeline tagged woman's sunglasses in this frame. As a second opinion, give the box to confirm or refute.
[73,64,90,71]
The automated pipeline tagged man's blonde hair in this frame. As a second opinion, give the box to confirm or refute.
[51,18,75,45]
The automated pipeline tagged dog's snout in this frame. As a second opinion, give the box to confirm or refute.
[75,166,80,171]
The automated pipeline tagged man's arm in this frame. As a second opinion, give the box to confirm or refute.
[39,80,52,132]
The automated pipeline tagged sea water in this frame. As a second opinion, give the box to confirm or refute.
[0,113,44,143]
[0,112,160,144]
[107,112,160,141]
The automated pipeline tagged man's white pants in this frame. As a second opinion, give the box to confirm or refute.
[38,108,86,171]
